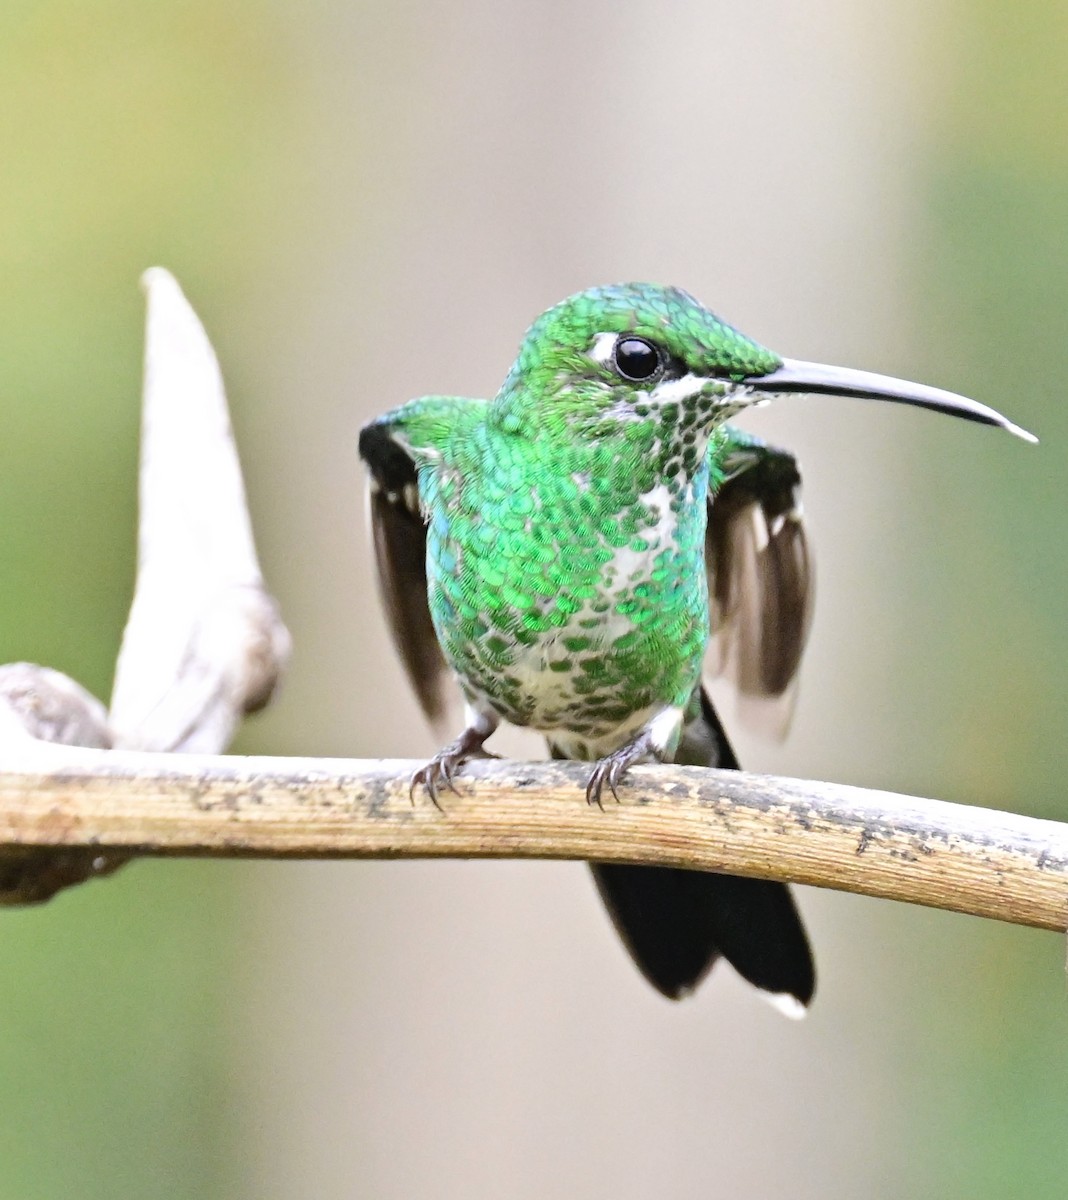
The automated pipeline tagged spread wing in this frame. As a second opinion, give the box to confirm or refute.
[705,428,813,738]
[358,420,449,725]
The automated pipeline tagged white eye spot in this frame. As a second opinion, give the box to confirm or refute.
[588,331,618,365]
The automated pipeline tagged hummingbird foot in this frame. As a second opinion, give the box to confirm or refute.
[585,730,665,810]
[584,707,684,809]
[410,712,499,809]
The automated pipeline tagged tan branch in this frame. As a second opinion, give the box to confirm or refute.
[3,268,1061,940]
[1,745,1065,931]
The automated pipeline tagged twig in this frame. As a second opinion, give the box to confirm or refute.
[0,745,1065,932]
[3,269,1061,943]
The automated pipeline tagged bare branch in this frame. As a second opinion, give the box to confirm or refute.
[3,267,1058,944]
[0,666,121,902]
[0,746,1065,932]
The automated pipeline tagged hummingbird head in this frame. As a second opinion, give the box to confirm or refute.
[491,282,1035,444]
[492,283,779,440]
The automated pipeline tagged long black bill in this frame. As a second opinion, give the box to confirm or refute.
[748,358,1037,443]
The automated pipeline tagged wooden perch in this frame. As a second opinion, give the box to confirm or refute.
[2,268,1064,941]
[0,745,1065,932]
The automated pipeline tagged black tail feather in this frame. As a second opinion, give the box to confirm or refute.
[580,689,816,1006]
[591,863,815,1003]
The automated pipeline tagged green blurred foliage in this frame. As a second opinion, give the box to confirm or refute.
[0,865,237,1199]
[907,5,1068,1195]
[0,0,293,695]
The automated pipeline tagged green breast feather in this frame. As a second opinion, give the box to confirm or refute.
[387,393,724,741]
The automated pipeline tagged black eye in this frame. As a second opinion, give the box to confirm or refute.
[613,336,661,382]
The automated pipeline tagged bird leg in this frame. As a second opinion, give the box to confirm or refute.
[585,707,684,809]
[410,708,499,808]
[585,731,662,808]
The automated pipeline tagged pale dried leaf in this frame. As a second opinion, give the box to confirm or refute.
[109,269,290,752]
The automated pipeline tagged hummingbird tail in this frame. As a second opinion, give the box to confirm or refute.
[589,861,815,1005]
[585,690,816,1006]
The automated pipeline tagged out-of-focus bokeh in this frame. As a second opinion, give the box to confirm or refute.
[1,3,1065,1196]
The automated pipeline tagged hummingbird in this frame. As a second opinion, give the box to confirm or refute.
[359,283,1033,1011]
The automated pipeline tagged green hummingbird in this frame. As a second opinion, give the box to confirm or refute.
[359,283,1033,1011]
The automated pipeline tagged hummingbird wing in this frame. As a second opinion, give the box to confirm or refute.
[705,429,813,739]
[359,421,450,725]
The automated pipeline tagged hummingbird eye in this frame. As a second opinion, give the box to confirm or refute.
[613,337,662,382]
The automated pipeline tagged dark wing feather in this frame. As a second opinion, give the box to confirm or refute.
[359,421,449,724]
[705,432,813,737]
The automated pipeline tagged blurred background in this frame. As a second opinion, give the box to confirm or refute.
[1,1,1066,1196]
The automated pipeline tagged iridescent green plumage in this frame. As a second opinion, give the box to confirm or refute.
[399,402,717,743]
[365,286,786,759]
[360,282,1031,1005]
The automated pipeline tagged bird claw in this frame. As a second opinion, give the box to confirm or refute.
[409,755,459,811]
[585,766,607,810]
[585,759,624,809]
[585,730,659,809]
[409,727,495,811]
